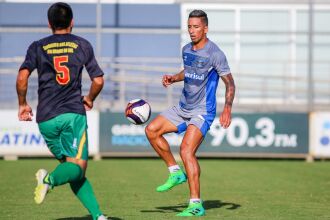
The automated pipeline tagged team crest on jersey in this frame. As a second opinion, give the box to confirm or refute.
[196,60,206,68]
[183,52,209,68]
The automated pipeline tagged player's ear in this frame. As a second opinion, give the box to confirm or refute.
[48,22,55,33]
[69,20,74,32]
[204,25,208,34]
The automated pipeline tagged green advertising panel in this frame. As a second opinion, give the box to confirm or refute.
[99,112,308,155]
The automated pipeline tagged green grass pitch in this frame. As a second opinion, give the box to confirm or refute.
[0,159,329,220]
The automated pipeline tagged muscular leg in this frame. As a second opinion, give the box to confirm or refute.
[179,125,204,199]
[145,115,178,166]
[146,115,187,192]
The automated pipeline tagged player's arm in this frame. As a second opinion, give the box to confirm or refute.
[83,40,105,111]
[219,73,235,128]
[162,69,184,87]
[16,68,33,121]
[83,76,104,111]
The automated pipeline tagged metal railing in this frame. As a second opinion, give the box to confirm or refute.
[2,56,329,113]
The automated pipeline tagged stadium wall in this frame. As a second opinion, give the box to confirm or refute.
[1,110,330,160]
[0,110,99,158]
[99,112,309,158]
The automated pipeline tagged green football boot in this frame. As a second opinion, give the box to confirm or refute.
[156,170,187,192]
[176,201,205,217]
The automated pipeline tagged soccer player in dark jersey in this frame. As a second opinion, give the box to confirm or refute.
[16,2,107,220]
[145,10,235,216]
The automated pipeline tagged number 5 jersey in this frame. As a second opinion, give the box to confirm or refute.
[20,34,104,123]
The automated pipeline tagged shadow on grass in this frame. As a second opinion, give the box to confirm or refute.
[140,200,241,213]
[56,215,122,220]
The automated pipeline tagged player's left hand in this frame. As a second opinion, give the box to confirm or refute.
[219,106,232,128]
[83,96,93,111]
[18,104,33,121]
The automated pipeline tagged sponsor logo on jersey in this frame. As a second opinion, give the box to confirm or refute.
[185,72,205,81]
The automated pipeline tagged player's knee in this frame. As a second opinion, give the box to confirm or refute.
[179,148,187,160]
[66,157,87,175]
[180,143,193,160]
[145,123,159,138]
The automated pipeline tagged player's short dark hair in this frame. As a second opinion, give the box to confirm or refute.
[48,2,73,31]
[189,10,208,26]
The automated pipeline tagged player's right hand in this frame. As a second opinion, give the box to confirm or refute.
[162,75,174,87]
[18,104,33,121]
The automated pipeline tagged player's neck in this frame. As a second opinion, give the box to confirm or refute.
[53,27,72,35]
[192,37,208,50]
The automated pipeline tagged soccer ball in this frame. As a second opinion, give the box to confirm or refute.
[125,99,151,125]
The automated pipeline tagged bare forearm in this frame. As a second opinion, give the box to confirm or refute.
[221,74,235,108]
[87,76,104,101]
[225,85,235,108]
[17,86,27,105]
[16,70,29,105]
[173,70,185,82]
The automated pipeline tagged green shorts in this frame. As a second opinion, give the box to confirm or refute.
[38,113,88,160]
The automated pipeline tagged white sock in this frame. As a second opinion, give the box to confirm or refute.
[190,198,201,204]
[168,165,181,173]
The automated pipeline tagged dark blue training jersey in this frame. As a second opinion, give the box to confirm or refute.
[20,34,104,123]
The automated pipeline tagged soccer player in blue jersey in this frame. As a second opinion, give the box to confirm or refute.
[16,2,107,220]
[145,10,236,216]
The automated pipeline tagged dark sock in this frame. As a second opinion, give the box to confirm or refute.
[70,177,102,220]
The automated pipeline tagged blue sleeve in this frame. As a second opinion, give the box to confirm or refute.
[84,41,104,79]
[212,50,231,76]
[19,41,37,73]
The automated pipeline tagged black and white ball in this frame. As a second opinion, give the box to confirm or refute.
[125,99,151,125]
